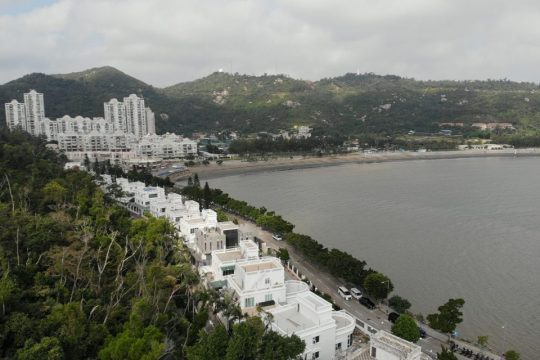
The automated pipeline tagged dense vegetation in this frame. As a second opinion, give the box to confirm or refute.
[4,67,540,137]
[0,130,303,359]
[228,136,347,155]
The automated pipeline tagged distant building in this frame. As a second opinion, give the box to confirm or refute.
[4,100,26,130]
[23,90,45,135]
[472,122,514,131]
[4,91,196,161]
[135,133,197,159]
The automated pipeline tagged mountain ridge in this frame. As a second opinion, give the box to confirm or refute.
[2,66,540,135]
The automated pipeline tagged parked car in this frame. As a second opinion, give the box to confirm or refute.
[388,312,400,323]
[419,328,427,338]
[272,233,283,241]
[350,287,362,300]
[338,286,352,300]
[359,297,376,309]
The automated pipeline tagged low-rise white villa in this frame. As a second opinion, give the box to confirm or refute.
[368,330,422,360]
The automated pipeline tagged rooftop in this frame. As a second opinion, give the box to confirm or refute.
[218,221,239,231]
[241,260,279,272]
[271,305,317,334]
[372,330,421,358]
[214,249,243,262]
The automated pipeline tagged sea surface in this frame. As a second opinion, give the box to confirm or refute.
[209,157,540,359]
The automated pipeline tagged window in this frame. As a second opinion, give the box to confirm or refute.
[312,336,319,344]
[348,334,353,347]
[149,193,158,198]
[265,294,272,302]
[335,343,342,350]
[245,297,255,308]
[265,277,270,285]
[312,352,319,359]
[222,266,235,276]
[371,347,377,358]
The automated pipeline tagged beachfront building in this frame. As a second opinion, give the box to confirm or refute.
[135,133,197,159]
[368,330,422,360]
[204,240,260,284]
[268,280,356,360]
[228,256,287,312]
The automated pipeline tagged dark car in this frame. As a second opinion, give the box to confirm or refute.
[419,327,427,338]
[388,312,400,323]
[359,297,376,309]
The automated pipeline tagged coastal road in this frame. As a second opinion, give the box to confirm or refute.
[234,218,500,360]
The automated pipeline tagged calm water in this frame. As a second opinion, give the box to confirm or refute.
[209,157,540,359]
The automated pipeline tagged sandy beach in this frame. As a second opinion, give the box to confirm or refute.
[170,148,540,181]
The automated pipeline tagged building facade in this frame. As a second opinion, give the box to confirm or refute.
[4,100,26,130]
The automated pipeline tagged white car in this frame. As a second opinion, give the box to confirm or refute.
[350,287,362,300]
[272,233,283,241]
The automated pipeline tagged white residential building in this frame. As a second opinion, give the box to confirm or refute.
[104,98,127,133]
[297,125,312,139]
[205,240,260,283]
[135,133,197,158]
[134,185,166,208]
[228,256,287,311]
[124,94,147,138]
[146,107,156,134]
[23,90,45,135]
[4,100,26,130]
[269,280,356,360]
[368,330,422,360]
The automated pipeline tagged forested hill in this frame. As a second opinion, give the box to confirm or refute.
[0,130,304,359]
[2,66,540,135]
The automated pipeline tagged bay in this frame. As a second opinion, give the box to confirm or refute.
[209,157,540,359]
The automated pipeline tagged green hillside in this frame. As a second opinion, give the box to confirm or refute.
[2,67,540,136]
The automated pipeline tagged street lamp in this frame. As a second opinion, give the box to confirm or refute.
[381,280,391,310]
[500,324,506,360]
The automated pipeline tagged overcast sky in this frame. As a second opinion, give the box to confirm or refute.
[1,0,540,87]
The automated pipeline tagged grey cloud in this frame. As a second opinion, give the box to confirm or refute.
[1,0,540,86]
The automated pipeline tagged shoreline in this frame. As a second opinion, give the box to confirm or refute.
[171,148,540,181]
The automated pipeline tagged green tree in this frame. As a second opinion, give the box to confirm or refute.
[363,272,393,301]
[83,154,91,170]
[276,248,290,262]
[193,173,200,187]
[388,295,411,314]
[225,317,265,360]
[477,335,489,348]
[437,346,458,360]
[187,176,193,186]
[43,180,68,205]
[391,314,420,343]
[259,331,304,360]
[0,270,15,316]
[427,298,465,335]
[203,182,211,209]
[504,350,521,360]
[99,324,165,360]
[16,337,65,360]
[187,325,229,360]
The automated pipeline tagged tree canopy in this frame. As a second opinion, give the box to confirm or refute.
[391,314,420,343]
[427,298,465,334]
[363,272,393,301]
